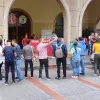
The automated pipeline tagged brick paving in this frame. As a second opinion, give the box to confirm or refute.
[0,55,100,100]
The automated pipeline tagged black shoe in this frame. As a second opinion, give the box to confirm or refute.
[46,77,51,80]
[55,77,60,80]
[12,80,15,84]
[15,77,19,79]
[80,73,85,75]
[5,82,8,85]
[39,76,42,79]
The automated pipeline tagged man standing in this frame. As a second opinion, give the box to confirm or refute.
[50,32,58,56]
[23,39,34,78]
[37,38,57,79]
[54,38,67,79]
[0,40,4,82]
[22,34,28,47]
[3,40,16,85]
[12,39,23,82]
[78,37,86,75]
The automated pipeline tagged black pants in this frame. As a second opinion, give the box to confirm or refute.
[56,57,67,78]
[5,62,15,82]
[39,59,49,78]
[94,54,100,74]
[25,59,33,77]
[0,62,3,80]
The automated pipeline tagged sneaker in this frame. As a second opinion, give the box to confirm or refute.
[55,77,60,80]
[80,73,85,75]
[15,77,19,79]
[63,77,67,79]
[74,76,78,79]
[39,76,42,78]
[5,82,8,85]
[71,76,78,79]
[46,77,51,80]
[12,81,15,84]
[31,76,34,79]
[18,79,23,82]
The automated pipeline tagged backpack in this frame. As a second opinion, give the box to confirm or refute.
[4,47,14,62]
[55,44,63,58]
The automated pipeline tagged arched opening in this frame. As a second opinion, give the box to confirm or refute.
[82,0,100,38]
[79,0,100,38]
[54,13,64,38]
[8,9,32,48]
[4,0,71,47]
[79,0,92,37]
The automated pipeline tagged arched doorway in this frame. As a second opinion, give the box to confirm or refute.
[8,9,31,48]
[79,0,92,37]
[79,0,100,38]
[54,13,64,37]
[4,0,71,48]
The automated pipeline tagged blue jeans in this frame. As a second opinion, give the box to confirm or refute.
[72,60,80,76]
[80,56,85,73]
[15,60,23,80]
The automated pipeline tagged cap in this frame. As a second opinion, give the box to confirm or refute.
[7,40,12,42]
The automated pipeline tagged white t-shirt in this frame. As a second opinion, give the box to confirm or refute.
[37,43,48,59]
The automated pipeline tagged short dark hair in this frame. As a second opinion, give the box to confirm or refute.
[52,32,56,34]
[78,37,83,41]
[26,39,30,44]
[7,40,12,42]
[12,39,17,43]
[0,39,2,45]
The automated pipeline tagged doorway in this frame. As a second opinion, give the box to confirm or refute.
[8,10,31,48]
[55,13,64,38]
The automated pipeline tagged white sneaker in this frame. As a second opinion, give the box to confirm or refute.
[74,76,78,79]
[72,76,78,79]
[71,76,74,78]
[5,82,8,86]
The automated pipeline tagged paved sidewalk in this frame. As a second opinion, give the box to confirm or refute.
[0,62,100,100]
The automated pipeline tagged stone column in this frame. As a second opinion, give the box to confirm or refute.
[70,0,85,41]
[0,0,4,36]
[0,0,9,40]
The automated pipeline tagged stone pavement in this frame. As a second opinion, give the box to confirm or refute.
[0,55,100,100]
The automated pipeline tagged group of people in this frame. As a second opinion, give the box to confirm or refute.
[1,31,100,85]
[88,33,100,76]
[70,37,86,78]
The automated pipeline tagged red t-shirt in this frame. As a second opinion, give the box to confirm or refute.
[22,38,28,46]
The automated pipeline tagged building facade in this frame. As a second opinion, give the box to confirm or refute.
[0,0,99,48]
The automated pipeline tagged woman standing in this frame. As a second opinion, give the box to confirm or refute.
[71,42,81,79]
[93,38,100,76]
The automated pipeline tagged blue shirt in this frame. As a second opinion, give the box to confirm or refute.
[14,45,21,60]
[71,47,81,61]
[78,41,86,56]
[50,35,58,45]
[53,42,68,57]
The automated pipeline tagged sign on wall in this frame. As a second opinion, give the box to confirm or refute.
[8,13,16,25]
[19,15,27,24]
[41,30,52,39]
